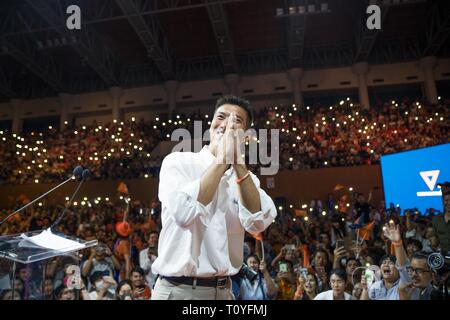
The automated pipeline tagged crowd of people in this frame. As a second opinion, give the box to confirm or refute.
[0,96,448,300]
[0,197,161,300]
[0,187,448,300]
[0,97,448,184]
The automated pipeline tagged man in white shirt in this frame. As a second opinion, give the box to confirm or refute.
[151,95,277,300]
[139,231,159,288]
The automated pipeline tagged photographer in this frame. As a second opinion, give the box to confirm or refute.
[237,255,278,300]
[81,243,120,290]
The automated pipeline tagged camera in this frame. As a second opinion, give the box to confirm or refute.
[428,251,450,276]
[95,245,106,254]
[238,263,258,282]
[428,251,450,300]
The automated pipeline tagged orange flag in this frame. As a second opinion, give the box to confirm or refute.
[302,244,310,267]
[357,221,375,241]
[117,182,129,194]
[333,184,345,191]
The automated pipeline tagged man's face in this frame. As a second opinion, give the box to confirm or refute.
[19,268,30,281]
[320,234,330,245]
[148,233,158,247]
[409,258,432,289]
[304,274,317,293]
[314,252,327,267]
[380,258,399,282]
[406,243,420,257]
[352,283,363,299]
[246,256,259,273]
[210,104,248,146]
[330,274,346,297]
[346,260,359,275]
[60,288,75,300]
[285,250,296,262]
[131,272,144,287]
[95,249,106,261]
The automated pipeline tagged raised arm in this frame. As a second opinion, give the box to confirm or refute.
[383,222,408,267]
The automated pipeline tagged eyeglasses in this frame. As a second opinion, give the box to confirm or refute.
[406,267,431,276]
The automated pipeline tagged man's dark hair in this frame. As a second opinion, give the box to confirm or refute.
[380,254,397,265]
[116,279,133,297]
[246,254,261,264]
[131,266,145,276]
[411,251,430,263]
[330,269,347,282]
[90,270,108,285]
[214,95,254,128]
[407,239,423,251]
[345,257,361,267]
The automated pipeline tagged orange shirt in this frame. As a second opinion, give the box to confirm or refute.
[277,278,296,300]
[114,238,132,281]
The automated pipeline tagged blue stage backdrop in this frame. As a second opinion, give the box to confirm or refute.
[380,143,450,215]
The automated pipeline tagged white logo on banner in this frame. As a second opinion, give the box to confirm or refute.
[417,170,442,197]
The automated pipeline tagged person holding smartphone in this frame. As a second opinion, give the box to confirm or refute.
[294,270,319,300]
[275,260,297,300]
[237,255,278,300]
[130,267,151,300]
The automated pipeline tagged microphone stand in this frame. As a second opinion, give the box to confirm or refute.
[49,169,90,233]
[0,176,76,227]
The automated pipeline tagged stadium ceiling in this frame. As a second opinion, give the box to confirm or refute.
[0,0,449,102]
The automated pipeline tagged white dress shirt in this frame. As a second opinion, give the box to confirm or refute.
[314,290,356,300]
[152,146,277,277]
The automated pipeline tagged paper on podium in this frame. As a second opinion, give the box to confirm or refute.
[19,229,85,252]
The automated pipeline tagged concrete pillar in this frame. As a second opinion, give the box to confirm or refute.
[287,67,304,107]
[109,87,123,121]
[352,62,370,109]
[10,99,23,134]
[164,80,179,118]
[419,56,438,104]
[224,73,240,96]
[59,93,71,129]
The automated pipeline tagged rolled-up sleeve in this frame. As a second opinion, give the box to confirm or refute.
[396,262,412,285]
[237,173,277,234]
[158,153,213,228]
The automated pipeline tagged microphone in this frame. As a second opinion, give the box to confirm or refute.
[49,168,90,232]
[73,165,83,181]
[0,166,85,227]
